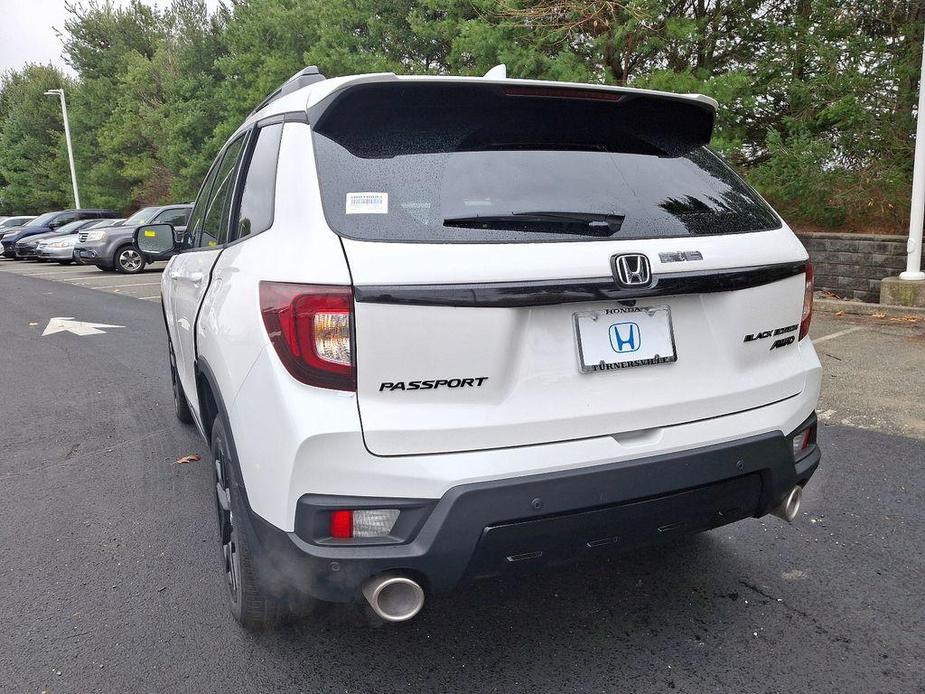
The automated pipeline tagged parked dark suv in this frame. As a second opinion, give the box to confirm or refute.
[74,204,191,273]
[1,209,119,258]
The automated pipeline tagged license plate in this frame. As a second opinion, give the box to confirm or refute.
[574,305,677,372]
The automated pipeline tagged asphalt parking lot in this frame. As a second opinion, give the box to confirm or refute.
[1,258,923,694]
[0,257,168,301]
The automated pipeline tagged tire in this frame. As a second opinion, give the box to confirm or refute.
[96,263,115,272]
[114,244,146,274]
[168,341,193,425]
[211,416,289,630]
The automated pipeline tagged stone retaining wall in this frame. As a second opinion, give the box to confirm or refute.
[794,231,917,303]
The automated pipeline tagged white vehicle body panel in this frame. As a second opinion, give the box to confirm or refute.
[167,247,222,408]
[194,122,353,428]
[229,341,819,530]
[352,277,808,456]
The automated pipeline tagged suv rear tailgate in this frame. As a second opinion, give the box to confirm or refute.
[345,231,809,456]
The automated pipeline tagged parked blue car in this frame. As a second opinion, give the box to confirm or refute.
[1,208,119,259]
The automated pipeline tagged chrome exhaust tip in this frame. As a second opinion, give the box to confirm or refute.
[362,573,425,622]
[771,485,802,523]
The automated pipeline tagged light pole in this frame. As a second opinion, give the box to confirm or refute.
[43,88,81,210]
[900,29,925,280]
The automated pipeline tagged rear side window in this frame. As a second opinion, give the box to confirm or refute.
[155,208,190,227]
[51,212,77,228]
[186,167,219,243]
[197,135,246,248]
[311,83,780,243]
[235,123,282,240]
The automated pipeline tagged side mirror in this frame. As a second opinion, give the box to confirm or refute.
[135,223,179,258]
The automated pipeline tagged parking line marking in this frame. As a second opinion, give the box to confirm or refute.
[814,326,867,345]
[90,281,161,289]
[5,268,99,277]
[52,276,122,283]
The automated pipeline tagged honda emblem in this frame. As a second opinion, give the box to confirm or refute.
[612,254,651,288]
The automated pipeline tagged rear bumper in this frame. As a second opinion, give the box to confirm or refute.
[246,416,819,603]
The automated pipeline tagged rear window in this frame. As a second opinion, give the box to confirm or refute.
[311,82,780,243]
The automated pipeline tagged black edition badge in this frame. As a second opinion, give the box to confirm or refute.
[743,324,799,350]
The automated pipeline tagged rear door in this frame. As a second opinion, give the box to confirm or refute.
[168,134,247,403]
[310,80,810,456]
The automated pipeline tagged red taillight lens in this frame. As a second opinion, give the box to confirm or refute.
[330,510,353,539]
[259,282,355,391]
[791,422,816,460]
[799,262,814,340]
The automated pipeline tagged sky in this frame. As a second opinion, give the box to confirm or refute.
[0,0,222,76]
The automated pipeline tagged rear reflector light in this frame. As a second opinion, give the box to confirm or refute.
[259,282,355,391]
[329,509,400,539]
[799,262,814,340]
[330,510,353,538]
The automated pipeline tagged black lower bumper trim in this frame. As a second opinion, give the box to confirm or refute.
[465,473,762,580]
[248,419,820,603]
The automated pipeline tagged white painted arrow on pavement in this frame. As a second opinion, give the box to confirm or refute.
[42,317,125,336]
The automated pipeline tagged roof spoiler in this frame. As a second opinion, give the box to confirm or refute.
[250,65,326,116]
[311,80,717,155]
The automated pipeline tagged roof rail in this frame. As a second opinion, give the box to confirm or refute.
[249,65,326,116]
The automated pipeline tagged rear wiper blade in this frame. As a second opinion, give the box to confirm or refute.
[443,211,624,235]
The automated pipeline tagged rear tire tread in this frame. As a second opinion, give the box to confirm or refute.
[212,417,291,630]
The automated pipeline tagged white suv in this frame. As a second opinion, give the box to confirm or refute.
[138,66,821,628]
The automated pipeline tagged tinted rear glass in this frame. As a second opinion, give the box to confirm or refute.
[311,83,779,243]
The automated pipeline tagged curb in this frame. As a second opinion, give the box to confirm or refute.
[814,297,925,318]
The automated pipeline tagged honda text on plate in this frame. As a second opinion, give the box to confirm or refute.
[137,66,821,628]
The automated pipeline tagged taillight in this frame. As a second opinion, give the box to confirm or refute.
[259,282,355,391]
[799,262,814,340]
[329,509,400,539]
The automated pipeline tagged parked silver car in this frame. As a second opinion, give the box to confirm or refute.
[35,218,125,264]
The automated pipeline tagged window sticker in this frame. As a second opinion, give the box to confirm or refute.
[346,192,389,215]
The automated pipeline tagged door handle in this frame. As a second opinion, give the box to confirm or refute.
[189,271,204,285]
